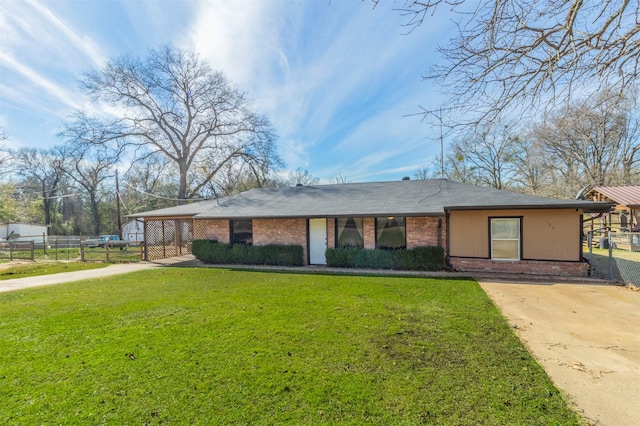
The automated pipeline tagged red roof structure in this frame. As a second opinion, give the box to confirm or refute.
[588,186,640,208]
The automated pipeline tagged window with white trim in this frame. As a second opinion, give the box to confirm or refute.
[490,218,520,260]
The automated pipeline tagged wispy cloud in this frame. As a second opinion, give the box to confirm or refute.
[25,0,105,66]
[0,51,82,110]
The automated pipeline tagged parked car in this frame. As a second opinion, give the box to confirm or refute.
[84,235,130,248]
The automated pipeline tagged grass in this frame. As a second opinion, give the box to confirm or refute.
[0,268,582,425]
[0,261,109,280]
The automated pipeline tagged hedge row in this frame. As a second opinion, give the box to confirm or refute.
[325,246,445,271]
[192,240,304,266]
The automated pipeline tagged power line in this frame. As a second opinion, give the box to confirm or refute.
[121,181,215,202]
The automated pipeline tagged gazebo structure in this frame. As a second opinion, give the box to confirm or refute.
[584,186,640,231]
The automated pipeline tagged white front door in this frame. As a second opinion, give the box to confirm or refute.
[309,218,327,265]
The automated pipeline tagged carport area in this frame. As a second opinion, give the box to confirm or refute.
[480,280,640,425]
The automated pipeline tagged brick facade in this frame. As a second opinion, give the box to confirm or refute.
[253,219,308,264]
[406,216,445,250]
[449,257,589,277]
[363,218,376,249]
[203,219,230,243]
[327,219,336,249]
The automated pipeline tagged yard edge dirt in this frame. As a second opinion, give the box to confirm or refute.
[479,280,640,426]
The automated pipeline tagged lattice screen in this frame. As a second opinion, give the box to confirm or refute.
[145,219,198,261]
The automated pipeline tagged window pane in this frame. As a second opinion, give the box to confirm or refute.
[492,240,519,260]
[376,217,406,250]
[232,220,252,245]
[491,218,519,239]
[337,218,364,248]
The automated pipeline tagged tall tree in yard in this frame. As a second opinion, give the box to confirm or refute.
[60,142,123,236]
[64,45,282,204]
[13,148,65,232]
[387,1,640,129]
[533,89,640,196]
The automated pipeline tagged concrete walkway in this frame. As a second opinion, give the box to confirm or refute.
[0,262,160,293]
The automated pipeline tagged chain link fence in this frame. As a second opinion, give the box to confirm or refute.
[586,230,640,286]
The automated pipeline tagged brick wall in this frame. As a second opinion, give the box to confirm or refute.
[327,219,335,249]
[407,216,445,249]
[363,218,376,249]
[253,219,308,264]
[203,219,230,243]
[449,257,589,277]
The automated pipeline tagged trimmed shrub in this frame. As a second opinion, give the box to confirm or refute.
[326,245,445,271]
[192,240,303,267]
[392,246,445,271]
[325,247,360,268]
[354,248,393,269]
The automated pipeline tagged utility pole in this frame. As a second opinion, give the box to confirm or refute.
[115,169,123,239]
[439,106,444,178]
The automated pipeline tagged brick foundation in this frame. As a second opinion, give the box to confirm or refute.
[449,257,589,277]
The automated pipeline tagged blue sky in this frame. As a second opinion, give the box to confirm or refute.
[0,0,454,183]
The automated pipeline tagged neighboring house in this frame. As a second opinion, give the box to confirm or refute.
[122,220,145,242]
[583,186,640,231]
[128,179,613,276]
[0,223,48,242]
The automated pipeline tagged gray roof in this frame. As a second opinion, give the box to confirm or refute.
[129,179,613,220]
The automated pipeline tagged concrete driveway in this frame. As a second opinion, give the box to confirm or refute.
[480,280,640,426]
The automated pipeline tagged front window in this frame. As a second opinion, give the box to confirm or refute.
[491,218,520,260]
[336,218,364,248]
[376,217,406,250]
[231,220,253,245]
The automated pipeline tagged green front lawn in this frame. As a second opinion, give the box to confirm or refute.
[0,269,582,424]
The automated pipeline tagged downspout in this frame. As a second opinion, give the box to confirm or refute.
[444,209,452,270]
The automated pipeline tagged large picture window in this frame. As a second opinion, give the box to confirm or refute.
[375,217,406,250]
[336,218,364,248]
[490,218,520,260]
[231,219,253,245]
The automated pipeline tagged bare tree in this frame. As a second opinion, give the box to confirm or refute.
[288,167,320,186]
[446,123,519,189]
[534,89,639,196]
[0,128,12,171]
[334,173,349,184]
[414,164,439,180]
[388,1,640,127]
[64,45,282,204]
[13,148,65,231]
[60,142,123,235]
[122,153,179,213]
[510,136,549,195]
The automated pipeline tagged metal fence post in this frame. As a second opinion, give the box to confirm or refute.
[608,231,614,280]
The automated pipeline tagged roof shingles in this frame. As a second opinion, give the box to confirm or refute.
[129,179,612,220]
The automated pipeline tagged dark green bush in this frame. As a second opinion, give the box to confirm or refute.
[354,248,393,269]
[326,246,444,271]
[192,240,303,266]
[325,247,360,268]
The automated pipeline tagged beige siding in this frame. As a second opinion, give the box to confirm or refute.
[448,209,582,261]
